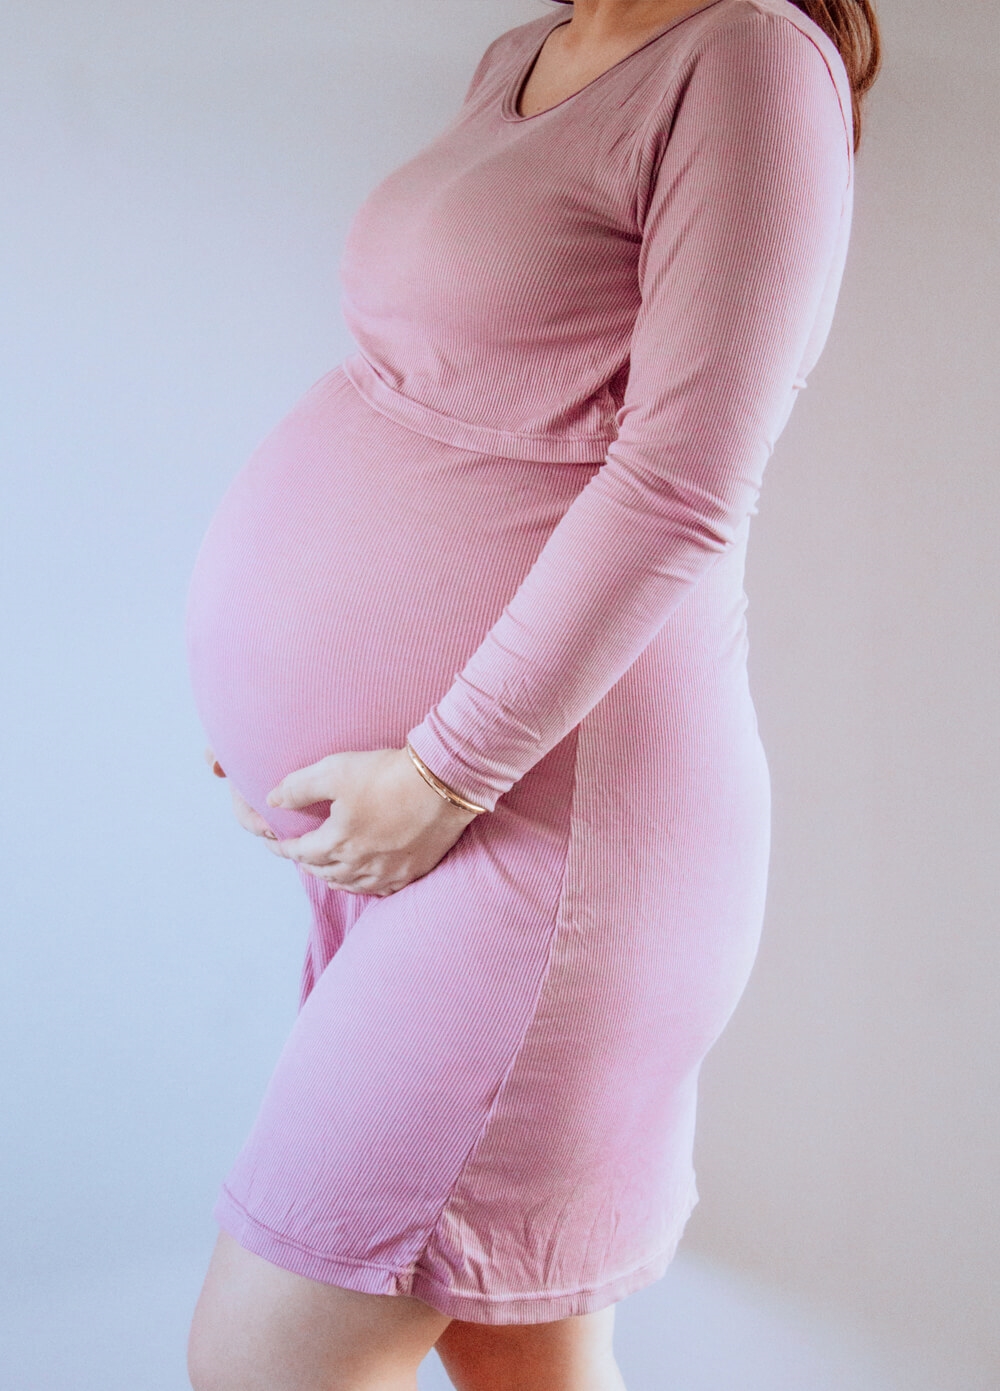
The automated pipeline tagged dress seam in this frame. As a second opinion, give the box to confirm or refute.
[629,1,854,227]
[341,354,616,457]
[407,726,585,1277]
[217,1182,411,1276]
[217,1170,700,1308]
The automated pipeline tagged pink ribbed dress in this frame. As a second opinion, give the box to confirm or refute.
[184,0,854,1324]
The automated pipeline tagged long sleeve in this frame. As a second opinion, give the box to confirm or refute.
[405,10,854,813]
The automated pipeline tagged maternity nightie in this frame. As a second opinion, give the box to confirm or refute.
[184,0,854,1324]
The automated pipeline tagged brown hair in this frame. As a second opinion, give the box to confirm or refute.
[786,0,881,151]
[546,0,882,152]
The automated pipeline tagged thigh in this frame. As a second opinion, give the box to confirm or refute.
[434,1305,624,1391]
[187,1231,452,1391]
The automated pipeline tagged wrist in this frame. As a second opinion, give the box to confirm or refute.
[402,743,486,819]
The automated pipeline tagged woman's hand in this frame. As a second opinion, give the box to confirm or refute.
[204,745,281,846]
[264,748,481,897]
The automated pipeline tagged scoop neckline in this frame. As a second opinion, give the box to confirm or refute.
[500,0,728,123]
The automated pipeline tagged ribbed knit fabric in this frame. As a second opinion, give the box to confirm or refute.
[184,0,853,1324]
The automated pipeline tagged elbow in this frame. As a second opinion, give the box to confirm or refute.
[598,437,767,574]
[618,456,758,555]
[686,512,741,555]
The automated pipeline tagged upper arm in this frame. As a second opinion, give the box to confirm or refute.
[609,8,854,529]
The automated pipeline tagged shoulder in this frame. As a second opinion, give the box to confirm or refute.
[636,0,853,174]
[629,0,854,223]
[686,0,852,147]
[461,12,557,103]
[473,11,559,69]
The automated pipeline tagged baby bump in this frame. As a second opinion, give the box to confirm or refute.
[184,366,598,832]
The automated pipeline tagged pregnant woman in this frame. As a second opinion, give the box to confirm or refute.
[185,0,880,1387]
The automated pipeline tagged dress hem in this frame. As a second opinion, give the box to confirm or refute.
[212,1177,700,1325]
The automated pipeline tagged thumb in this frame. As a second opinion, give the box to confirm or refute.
[267,756,338,810]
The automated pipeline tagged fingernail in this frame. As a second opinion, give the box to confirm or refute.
[266,791,281,807]
[263,830,277,840]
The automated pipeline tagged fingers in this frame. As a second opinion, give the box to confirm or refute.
[266,757,336,811]
[230,786,278,840]
[234,806,273,837]
[297,860,347,884]
[273,823,339,864]
[297,860,388,897]
[204,746,226,778]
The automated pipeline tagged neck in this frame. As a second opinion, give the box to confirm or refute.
[554,0,710,45]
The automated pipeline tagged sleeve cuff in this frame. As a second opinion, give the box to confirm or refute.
[404,718,509,814]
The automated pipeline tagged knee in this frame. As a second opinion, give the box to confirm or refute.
[434,1308,622,1391]
[186,1233,436,1391]
[186,1341,221,1391]
[187,1332,417,1391]
[186,1283,281,1391]
[186,1310,236,1391]
[186,1312,363,1391]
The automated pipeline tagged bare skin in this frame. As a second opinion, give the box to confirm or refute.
[187,1233,624,1391]
[189,5,713,1384]
[515,0,712,118]
[187,1230,451,1391]
[206,744,479,897]
[196,749,629,1391]
[434,1306,627,1391]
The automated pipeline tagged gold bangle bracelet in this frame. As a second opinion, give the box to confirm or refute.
[405,742,488,815]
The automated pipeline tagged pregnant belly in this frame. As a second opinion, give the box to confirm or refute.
[184,365,598,834]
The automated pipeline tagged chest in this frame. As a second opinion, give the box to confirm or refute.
[515,24,646,119]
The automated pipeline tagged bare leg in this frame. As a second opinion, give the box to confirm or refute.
[187,1230,452,1391]
[434,1303,628,1391]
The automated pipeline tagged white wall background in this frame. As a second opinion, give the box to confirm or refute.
[1,1,995,1387]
